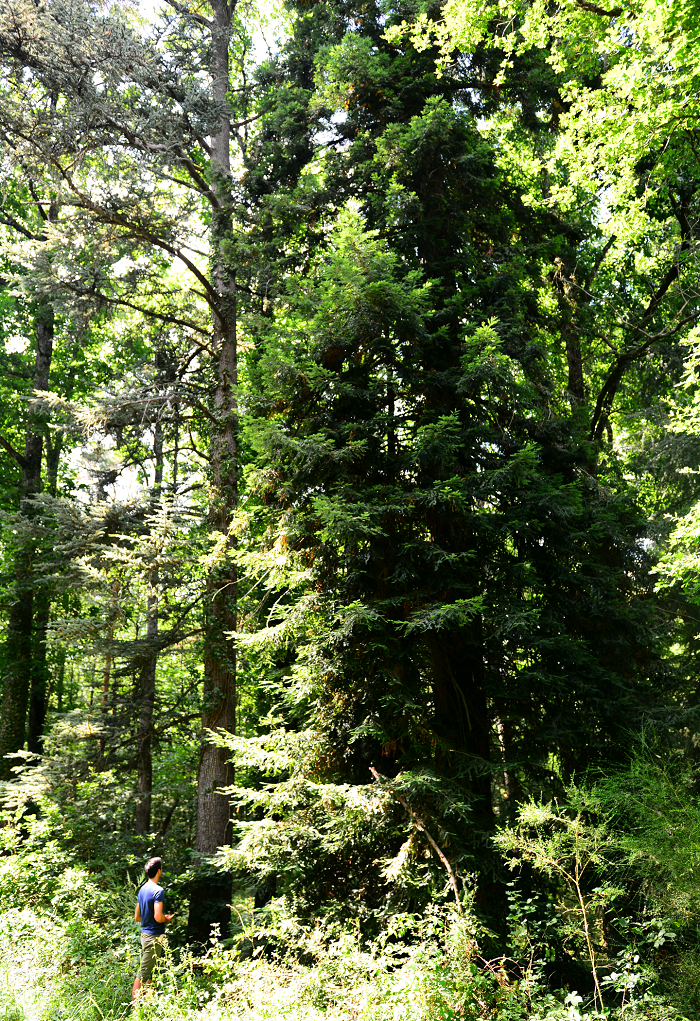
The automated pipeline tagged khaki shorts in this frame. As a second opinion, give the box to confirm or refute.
[139,932,167,982]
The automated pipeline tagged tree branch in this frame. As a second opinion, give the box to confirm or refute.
[589,204,693,442]
[61,284,211,338]
[0,214,37,240]
[369,766,462,913]
[163,0,212,27]
[574,0,622,15]
[52,161,225,317]
[584,234,616,291]
[0,436,27,468]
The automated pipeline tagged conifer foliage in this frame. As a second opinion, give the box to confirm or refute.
[239,15,663,910]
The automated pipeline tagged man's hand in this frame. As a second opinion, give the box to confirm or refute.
[154,901,174,925]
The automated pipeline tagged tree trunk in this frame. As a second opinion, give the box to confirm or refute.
[52,647,65,713]
[97,583,119,766]
[428,621,503,923]
[0,306,54,777]
[135,589,157,834]
[27,591,50,754]
[429,625,493,832]
[135,419,163,835]
[188,0,238,946]
[496,716,516,824]
[565,327,584,403]
[555,265,584,404]
[45,431,63,498]
[0,580,34,778]
[27,424,65,754]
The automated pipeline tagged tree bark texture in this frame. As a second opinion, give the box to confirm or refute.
[27,590,50,754]
[428,625,494,831]
[135,419,163,834]
[135,591,158,834]
[427,622,502,921]
[0,306,54,777]
[188,0,238,946]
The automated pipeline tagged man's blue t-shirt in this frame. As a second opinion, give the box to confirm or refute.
[138,881,165,935]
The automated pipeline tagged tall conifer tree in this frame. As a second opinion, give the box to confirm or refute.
[232,0,667,923]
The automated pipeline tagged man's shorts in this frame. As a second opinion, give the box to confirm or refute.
[139,932,167,982]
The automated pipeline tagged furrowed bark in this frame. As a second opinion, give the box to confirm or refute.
[187,0,238,946]
[135,419,163,835]
[27,591,50,754]
[429,624,494,834]
[0,304,54,777]
[134,590,158,834]
[427,620,503,925]
[565,328,585,403]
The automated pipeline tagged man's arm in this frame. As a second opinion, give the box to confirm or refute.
[135,901,141,923]
[153,899,174,924]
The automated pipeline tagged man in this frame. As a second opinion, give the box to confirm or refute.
[132,856,174,1000]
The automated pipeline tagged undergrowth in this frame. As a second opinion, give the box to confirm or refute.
[0,743,699,1020]
[0,897,690,1021]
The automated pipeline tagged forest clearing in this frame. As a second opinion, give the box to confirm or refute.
[0,0,699,1016]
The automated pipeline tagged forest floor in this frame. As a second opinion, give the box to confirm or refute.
[0,899,691,1021]
[0,902,479,1021]
[0,899,574,1021]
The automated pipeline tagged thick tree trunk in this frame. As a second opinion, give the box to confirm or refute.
[429,625,493,832]
[555,268,584,404]
[27,591,50,754]
[565,328,584,402]
[428,621,502,922]
[0,582,34,778]
[97,582,119,765]
[45,431,63,498]
[135,420,163,834]
[27,415,62,753]
[0,308,54,777]
[496,716,516,823]
[187,0,238,946]
[135,590,157,834]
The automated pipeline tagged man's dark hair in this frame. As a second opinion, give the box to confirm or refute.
[145,857,162,879]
